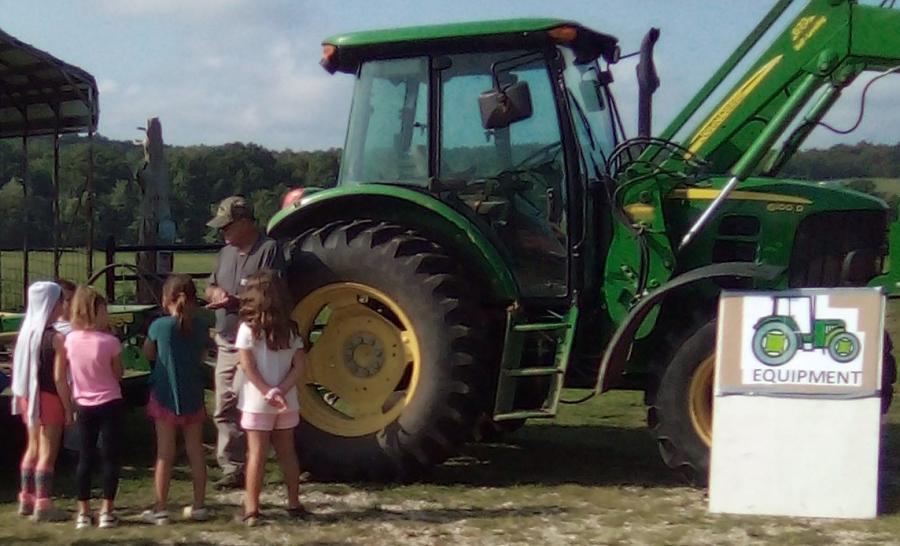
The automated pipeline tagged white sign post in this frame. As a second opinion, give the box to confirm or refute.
[708,288,884,519]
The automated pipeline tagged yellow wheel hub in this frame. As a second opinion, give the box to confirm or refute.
[292,283,420,437]
[688,354,715,447]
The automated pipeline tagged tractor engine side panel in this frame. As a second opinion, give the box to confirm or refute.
[664,178,888,292]
[622,179,888,385]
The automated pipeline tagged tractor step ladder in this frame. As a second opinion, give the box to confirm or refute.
[493,306,578,422]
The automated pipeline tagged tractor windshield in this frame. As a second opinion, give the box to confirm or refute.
[339,57,429,186]
[439,50,564,180]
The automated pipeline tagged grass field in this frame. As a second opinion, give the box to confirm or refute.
[0,250,217,309]
[0,304,898,544]
[868,178,900,196]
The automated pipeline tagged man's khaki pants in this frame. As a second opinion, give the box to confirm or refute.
[214,335,245,477]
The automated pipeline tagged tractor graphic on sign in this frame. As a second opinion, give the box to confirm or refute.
[751,296,861,366]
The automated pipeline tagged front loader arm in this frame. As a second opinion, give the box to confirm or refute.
[673,0,900,174]
[674,1,900,250]
[604,0,900,327]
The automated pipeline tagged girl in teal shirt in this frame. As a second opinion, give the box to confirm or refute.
[141,274,210,525]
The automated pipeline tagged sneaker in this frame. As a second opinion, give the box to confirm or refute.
[183,505,211,522]
[17,493,34,517]
[214,472,244,490]
[98,512,119,529]
[75,513,93,530]
[32,504,70,522]
[140,509,170,525]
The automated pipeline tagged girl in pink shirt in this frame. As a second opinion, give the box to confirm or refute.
[60,286,124,530]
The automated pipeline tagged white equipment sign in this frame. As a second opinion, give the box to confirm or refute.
[708,288,884,519]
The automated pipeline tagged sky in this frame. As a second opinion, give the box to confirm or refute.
[1,0,897,151]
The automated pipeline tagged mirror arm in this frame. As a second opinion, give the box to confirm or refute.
[489,51,544,90]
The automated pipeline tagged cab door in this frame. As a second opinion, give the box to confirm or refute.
[438,50,569,298]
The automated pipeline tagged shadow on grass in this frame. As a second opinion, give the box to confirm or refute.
[0,534,48,544]
[0,399,216,503]
[69,537,220,546]
[270,504,566,525]
[878,423,900,515]
[426,423,683,488]
[0,410,696,505]
[5,396,900,515]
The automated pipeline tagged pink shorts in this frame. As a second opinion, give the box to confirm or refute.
[147,395,207,426]
[241,410,300,431]
[18,392,66,427]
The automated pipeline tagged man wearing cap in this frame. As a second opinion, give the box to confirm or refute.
[205,195,284,489]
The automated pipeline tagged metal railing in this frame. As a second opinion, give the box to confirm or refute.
[102,236,221,303]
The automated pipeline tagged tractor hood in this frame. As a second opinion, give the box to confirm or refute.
[666,176,889,290]
[666,176,888,215]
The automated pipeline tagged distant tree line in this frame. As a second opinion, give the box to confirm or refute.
[0,136,897,249]
[780,142,900,180]
[0,135,340,247]
[780,142,900,218]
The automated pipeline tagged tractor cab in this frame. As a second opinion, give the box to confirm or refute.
[323,20,621,298]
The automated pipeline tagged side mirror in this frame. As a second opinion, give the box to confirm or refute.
[479,81,533,129]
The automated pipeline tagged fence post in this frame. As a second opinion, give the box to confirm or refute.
[105,235,116,303]
[86,129,95,282]
[22,134,29,309]
[52,131,61,279]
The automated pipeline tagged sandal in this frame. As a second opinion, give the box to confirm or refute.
[286,505,310,519]
[235,510,260,528]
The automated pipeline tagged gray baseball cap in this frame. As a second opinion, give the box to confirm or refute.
[207,195,254,229]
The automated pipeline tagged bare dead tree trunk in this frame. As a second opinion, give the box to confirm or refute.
[136,117,171,303]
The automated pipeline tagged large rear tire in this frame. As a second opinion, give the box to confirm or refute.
[286,220,490,481]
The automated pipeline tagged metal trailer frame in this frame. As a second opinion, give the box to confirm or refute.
[0,27,99,306]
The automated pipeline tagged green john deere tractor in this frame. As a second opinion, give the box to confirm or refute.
[267,0,900,483]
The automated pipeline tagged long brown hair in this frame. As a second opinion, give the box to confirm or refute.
[239,270,298,350]
[70,285,107,331]
[163,274,197,335]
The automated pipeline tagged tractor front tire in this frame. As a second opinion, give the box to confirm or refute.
[286,220,490,481]
[649,319,716,486]
[650,320,898,486]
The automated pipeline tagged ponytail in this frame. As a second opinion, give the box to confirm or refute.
[161,274,197,336]
[174,292,193,335]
